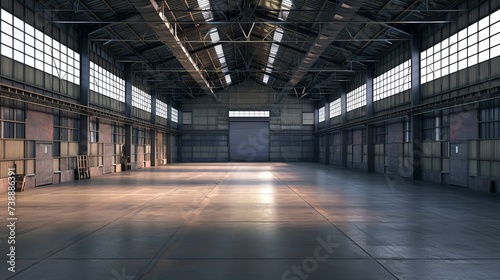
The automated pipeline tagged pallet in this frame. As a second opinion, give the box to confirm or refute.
[76,155,90,180]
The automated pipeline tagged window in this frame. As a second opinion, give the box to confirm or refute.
[423,114,449,141]
[374,60,411,101]
[112,123,125,144]
[90,118,99,143]
[53,114,79,170]
[53,115,79,143]
[404,120,412,143]
[479,107,500,139]
[132,86,151,113]
[421,9,500,84]
[228,111,270,117]
[375,125,386,144]
[329,98,341,118]
[90,61,125,102]
[0,9,80,85]
[133,127,145,145]
[347,84,366,112]
[1,107,25,139]
[318,107,325,123]
[156,99,169,119]
[172,108,179,123]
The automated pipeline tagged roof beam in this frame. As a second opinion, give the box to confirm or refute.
[288,0,366,87]
[355,11,411,36]
[128,0,219,103]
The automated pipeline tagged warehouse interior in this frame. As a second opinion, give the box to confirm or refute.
[0,0,500,279]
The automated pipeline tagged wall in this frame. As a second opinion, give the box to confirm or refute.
[181,81,315,162]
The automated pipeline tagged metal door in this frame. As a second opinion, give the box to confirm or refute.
[103,144,113,174]
[450,142,468,187]
[229,121,269,162]
[35,142,53,186]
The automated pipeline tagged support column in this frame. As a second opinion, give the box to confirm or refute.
[366,63,375,172]
[340,83,348,167]
[341,130,348,168]
[167,96,173,129]
[341,83,348,125]
[314,101,320,162]
[411,30,423,180]
[124,63,133,169]
[79,30,90,156]
[323,98,330,165]
[150,87,157,166]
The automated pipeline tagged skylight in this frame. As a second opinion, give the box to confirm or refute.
[209,28,232,86]
[197,0,213,21]
[278,0,292,21]
[262,28,284,84]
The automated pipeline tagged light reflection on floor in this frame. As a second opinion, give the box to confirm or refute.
[1,162,499,280]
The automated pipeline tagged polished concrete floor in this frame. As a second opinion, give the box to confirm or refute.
[1,163,500,280]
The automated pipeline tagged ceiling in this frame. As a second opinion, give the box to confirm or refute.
[35,0,463,102]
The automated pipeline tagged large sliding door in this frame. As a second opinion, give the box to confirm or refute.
[229,121,269,162]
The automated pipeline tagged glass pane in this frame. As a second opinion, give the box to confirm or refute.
[15,109,24,121]
[3,122,14,138]
[15,123,24,139]
[54,127,60,140]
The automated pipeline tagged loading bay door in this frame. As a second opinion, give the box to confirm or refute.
[229,121,269,162]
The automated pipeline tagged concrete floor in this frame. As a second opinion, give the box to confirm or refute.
[1,163,500,280]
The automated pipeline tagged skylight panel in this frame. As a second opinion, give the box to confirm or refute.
[209,28,220,43]
[197,0,213,21]
[263,74,270,84]
[262,28,284,84]
[278,0,292,21]
[209,28,231,86]
[225,74,232,85]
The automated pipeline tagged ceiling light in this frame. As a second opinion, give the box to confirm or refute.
[334,14,344,20]
[341,3,352,9]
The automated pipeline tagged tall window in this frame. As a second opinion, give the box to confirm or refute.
[156,99,169,119]
[404,120,412,143]
[172,108,179,123]
[90,61,125,102]
[318,106,325,123]
[421,9,500,84]
[90,118,99,143]
[53,114,79,170]
[132,86,151,112]
[347,84,366,112]
[329,98,341,118]
[0,9,80,85]
[374,60,411,101]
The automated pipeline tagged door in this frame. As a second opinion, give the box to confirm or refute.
[103,144,113,174]
[230,121,269,162]
[450,142,468,187]
[35,142,53,186]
